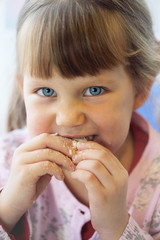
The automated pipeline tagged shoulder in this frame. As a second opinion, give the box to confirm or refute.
[132,112,160,177]
[129,112,160,200]
[0,128,28,165]
[0,128,29,186]
[0,127,28,149]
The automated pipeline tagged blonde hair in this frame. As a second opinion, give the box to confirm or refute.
[8,0,160,131]
[7,73,26,131]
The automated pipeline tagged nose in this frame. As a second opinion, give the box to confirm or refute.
[56,101,85,128]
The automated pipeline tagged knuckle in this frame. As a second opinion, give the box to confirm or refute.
[41,132,49,138]
[45,148,54,158]
[42,161,62,178]
[13,151,23,165]
[98,150,107,160]
[85,172,94,183]
[91,161,101,171]
[43,161,52,169]
[39,132,50,141]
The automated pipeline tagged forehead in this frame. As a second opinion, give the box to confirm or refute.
[23,65,132,87]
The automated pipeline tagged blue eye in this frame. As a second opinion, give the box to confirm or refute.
[37,88,56,97]
[85,87,104,96]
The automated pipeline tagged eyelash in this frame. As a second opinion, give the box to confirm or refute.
[36,86,106,97]
[36,88,57,97]
[84,87,106,96]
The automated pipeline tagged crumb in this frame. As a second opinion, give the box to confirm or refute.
[69,140,79,157]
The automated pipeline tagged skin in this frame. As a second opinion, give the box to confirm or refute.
[0,65,149,239]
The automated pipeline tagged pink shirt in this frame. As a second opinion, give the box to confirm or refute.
[0,112,160,240]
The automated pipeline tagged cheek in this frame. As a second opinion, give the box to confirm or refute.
[94,102,133,152]
[26,107,52,137]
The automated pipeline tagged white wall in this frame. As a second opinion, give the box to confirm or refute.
[0,0,160,135]
[145,0,160,40]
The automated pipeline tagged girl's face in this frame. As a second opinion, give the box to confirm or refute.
[22,65,142,159]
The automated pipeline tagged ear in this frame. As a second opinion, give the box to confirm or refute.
[133,80,154,110]
[16,72,24,97]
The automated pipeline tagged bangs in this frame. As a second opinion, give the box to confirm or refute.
[17,1,134,79]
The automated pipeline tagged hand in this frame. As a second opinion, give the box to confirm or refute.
[0,133,75,232]
[71,141,129,240]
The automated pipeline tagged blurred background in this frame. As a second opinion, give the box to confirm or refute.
[0,0,24,135]
[0,0,160,135]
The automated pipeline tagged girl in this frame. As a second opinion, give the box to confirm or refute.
[0,0,160,239]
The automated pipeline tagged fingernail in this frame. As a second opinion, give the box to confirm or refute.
[70,163,76,171]
[74,141,85,150]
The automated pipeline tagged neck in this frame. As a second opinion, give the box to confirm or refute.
[116,130,134,172]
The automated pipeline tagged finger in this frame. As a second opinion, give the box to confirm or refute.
[72,160,128,198]
[71,169,104,195]
[72,148,125,176]
[28,161,64,181]
[17,133,75,158]
[19,149,75,171]
[75,160,112,188]
[36,174,52,197]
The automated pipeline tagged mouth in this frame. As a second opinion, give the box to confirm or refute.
[72,135,95,142]
[60,135,97,158]
[54,133,96,142]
